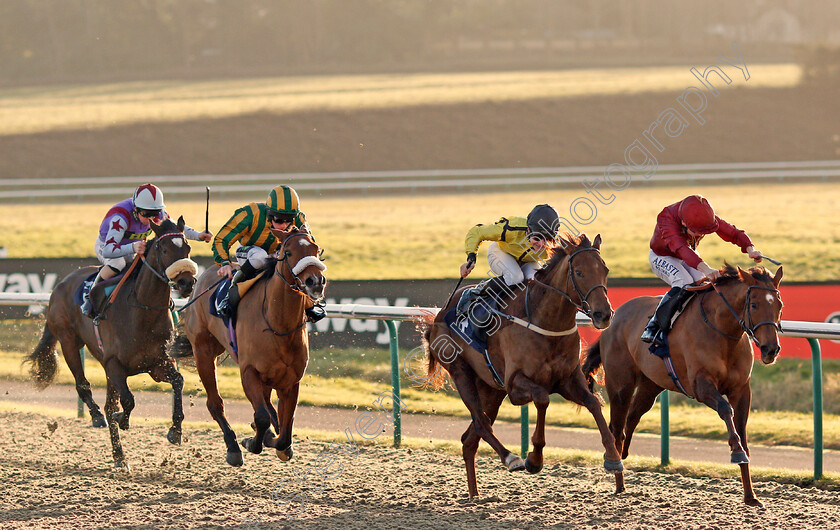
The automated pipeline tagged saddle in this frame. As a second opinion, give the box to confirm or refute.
[209,270,268,359]
[74,269,127,319]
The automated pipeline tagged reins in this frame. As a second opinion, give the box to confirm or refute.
[262,231,322,337]
[694,281,781,347]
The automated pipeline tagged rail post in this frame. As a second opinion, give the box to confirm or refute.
[385,320,401,447]
[660,390,670,465]
[521,406,529,458]
[809,338,823,479]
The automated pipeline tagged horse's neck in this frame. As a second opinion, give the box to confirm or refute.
[705,284,748,337]
[133,257,170,307]
[530,263,577,328]
[264,270,306,322]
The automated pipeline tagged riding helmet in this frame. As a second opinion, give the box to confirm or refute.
[678,195,719,234]
[266,185,300,216]
[133,183,165,211]
[526,204,560,238]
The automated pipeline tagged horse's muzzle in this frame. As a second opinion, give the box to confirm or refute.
[174,274,197,298]
[760,343,780,365]
[590,309,614,330]
[304,274,326,301]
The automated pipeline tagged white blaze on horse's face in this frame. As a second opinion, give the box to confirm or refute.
[172,237,184,248]
[765,293,775,305]
[298,239,311,248]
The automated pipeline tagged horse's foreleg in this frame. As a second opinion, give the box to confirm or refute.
[240,366,270,455]
[730,385,762,507]
[508,371,549,474]
[693,374,748,463]
[273,382,300,461]
[163,362,185,445]
[461,381,507,497]
[104,358,133,430]
[558,369,623,471]
[195,345,241,466]
[104,380,128,471]
[59,336,106,428]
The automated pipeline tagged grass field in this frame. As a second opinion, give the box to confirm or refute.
[0,65,799,136]
[3,181,839,280]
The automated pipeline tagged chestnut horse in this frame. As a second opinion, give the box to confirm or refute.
[423,234,623,497]
[169,228,326,466]
[26,217,198,470]
[582,264,784,507]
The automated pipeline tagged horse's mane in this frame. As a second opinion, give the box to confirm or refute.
[713,262,773,286]
[538,233,592,277]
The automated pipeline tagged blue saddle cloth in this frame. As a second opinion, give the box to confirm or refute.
[443,290,505,387]
[73,270,118,313]
[209,279,239,357]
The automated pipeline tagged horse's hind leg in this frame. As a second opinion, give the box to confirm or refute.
[104,358,134,430]
[57,335,106,427]
[508,371,550,474]
[557,369,623,470]
[616,377,662,494]
[729,384,762,507]
[240,366,271,455]
[449,359,521,473]
[195,341,241,466]
[461,380,507,497]
[104,380,128,470]
[272,382,300,461]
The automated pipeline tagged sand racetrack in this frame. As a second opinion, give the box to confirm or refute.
[2,410,839,529]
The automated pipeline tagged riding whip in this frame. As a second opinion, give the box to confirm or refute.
[758,255,781,266]
[444,277,465,310]
[205,186,210,234]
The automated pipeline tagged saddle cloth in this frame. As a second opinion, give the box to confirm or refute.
[74,270,123,317]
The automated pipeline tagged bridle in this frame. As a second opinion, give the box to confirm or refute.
[528,247,608,319]
[699,282,782,347]
[273,231,319,297]
[140,232,185,288]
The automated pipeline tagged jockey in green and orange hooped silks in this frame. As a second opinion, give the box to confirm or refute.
[640,194,764,347]
[81,183,212,317]
[459,204,561,304]
[212,184,325,321]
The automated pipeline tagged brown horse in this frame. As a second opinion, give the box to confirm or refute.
[423,234,623,498]
[168,228,326,466]
[582,264,784,507]
[26,217,198,470]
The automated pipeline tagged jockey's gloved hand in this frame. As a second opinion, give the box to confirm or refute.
[305,301,327,323]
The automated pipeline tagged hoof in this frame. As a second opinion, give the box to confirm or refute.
[166,427,182,445]
[504,453,526,472]
[113,460,131,473]
[241,437,262,455]
[112,412,130,430]
[731,452,750,464]
[276,445,293,462]
[226,451,244,467]
[262,429,277,448]
[746,497,764,508]
[524,459,543,474]
[91,415,107,428]
[604,458,625,473]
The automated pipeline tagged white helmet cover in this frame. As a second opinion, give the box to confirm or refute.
[133,183,165,210]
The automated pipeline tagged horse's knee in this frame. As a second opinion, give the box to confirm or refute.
[254,405,271,430]
[716,397,733,419]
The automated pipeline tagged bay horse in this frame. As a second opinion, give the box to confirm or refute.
[168,228,326,466]
[423,234,623,498]
[582,264,784,507]
[25,217,198,470]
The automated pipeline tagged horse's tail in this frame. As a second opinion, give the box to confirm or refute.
[581,339,604,394]
[165,317,194,359]
[25,323,59,388]
[418,312,448,391]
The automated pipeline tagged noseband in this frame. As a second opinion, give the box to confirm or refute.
[700,283,781,347]
[140,232,185,287]
[529,247,608,319]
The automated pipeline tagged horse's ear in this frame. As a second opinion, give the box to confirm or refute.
[737,266,756,285]
[150,219,163,237]
[592,234,602,250]
[177,215,185,233]
[772,266,784,288]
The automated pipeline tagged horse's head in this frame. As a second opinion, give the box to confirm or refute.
[735,265,784,365]
[543,233,613,329]
[273,228,327,301]
[149,216,198,298]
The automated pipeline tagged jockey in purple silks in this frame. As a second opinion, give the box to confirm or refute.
[80,183,212,317]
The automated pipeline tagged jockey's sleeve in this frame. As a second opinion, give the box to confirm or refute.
[101,213,135,259]
[212,206,251,266]
[659,213,703,268]
[158,209,201,240]
[714,217,753,252]
[464,221,504,255]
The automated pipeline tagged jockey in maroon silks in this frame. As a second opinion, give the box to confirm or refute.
[640,195,764,347]
[80,183,211,317]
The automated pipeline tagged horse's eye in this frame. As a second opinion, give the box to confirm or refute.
[284,250,292,258]
[750,303,758,310]
[575,270,583,278]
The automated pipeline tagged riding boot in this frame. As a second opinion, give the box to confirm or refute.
[80,269,105,318]
[640,286,691,346]
[217,262,258,318]
[305,300,327,323]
